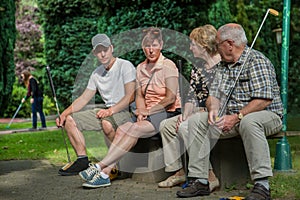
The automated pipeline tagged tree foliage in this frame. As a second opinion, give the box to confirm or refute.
[15,0,44,76]
[95,0,211,81]
[37,0,99,108]
[288,0,300,113]
[3,0,298,115]
[0,0,16,117]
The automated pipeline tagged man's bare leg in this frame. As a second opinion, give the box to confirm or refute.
[58,115,89,176]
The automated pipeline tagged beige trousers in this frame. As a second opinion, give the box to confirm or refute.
[186,110,282,180]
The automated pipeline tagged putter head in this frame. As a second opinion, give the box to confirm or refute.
[61,162,74,170]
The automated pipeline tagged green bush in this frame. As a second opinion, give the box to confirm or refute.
[37,0,99,109]
[4,78,57,118]
[0,0,16,117]
[35,0,300,114]
[96,0,211,80]
[4,79,30,118]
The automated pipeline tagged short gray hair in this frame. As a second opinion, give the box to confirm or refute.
[218,24,248,46]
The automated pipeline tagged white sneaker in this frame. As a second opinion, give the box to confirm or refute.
[79,163,99,181]
[82,172,111,188]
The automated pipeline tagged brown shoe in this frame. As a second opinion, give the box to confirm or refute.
[245,183,271,200]
[176,179,210,198]
[109,166,119,181]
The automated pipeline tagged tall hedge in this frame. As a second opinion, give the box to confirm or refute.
[91,0,213,81]
[36,0,300,114]
[37,0,99,108]
[0,1,16,117]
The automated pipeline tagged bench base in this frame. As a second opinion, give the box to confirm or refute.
[210,137,250,189]
[210,133,287,190]
[118,136,171,183]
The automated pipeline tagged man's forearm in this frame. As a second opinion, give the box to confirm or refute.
[206,96,220,112]
[239,99,272,116]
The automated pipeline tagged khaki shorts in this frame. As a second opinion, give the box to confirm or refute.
[72,108,132,131]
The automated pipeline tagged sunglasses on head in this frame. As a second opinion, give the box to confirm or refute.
[142,28,161,37]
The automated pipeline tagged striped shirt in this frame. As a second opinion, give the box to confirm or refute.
[209,46,283,117]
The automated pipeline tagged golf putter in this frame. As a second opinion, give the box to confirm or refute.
[46,66,71,163]
[6,101,23,129]
[218,8,279,117]
[177,60,189,189]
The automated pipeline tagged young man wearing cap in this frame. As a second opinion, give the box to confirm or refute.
[56,33,136,176]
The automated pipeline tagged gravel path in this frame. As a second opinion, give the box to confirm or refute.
[0,160,249,200]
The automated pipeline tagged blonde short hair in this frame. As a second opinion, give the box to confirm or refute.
[189,24,218,55]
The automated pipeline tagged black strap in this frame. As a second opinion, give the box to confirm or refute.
[144,72,155,96]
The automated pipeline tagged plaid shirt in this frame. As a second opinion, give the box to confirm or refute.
[210,46,283,117]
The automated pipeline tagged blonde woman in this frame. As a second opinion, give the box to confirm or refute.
[158,25,221,192]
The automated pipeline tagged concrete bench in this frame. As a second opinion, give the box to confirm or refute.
[210,131,300,190]
[118,134,172,183]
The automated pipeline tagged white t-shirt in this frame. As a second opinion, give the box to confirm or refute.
[87,58,136,107]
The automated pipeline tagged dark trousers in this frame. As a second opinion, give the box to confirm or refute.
[31,97,46,128]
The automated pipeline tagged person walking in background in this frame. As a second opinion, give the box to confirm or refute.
[176,23,283,199]
[78,27,181,188]
[158,25,220,191]
[56,33,136,176]
[21,69,47,131]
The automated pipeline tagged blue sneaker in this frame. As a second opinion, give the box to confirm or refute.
[79,163,99,181]
[82,172,111,188]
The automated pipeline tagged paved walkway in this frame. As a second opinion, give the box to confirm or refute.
[0,160,248,200]
[0,118,249,200]
[0,126,58,135]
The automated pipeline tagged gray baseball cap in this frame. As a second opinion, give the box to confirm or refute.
[92,34,111,49]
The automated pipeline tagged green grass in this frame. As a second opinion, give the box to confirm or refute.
[1,118,300,199]
[0,120,108,165]
[286,114,300,131]
[268,136,300,199]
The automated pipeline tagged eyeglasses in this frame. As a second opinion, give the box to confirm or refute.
[143,43,160,49]
[216,39,232,48]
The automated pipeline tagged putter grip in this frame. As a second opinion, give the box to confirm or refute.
[177,60,182,73]
[46,66,57,98]
[269,8,279,16]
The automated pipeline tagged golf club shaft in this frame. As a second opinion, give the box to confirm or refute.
[218,8,279,117]
[7,102,23,128]
[177,60,184,113]
[177,60,188,188]
[59,127,71,162]
[46,66,71,163]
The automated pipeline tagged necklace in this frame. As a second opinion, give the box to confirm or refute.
[105,57,116,70]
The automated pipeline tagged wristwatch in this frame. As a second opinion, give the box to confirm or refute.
[237,111,244,120]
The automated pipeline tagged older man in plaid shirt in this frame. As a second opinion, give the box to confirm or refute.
[176,23,283,200]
